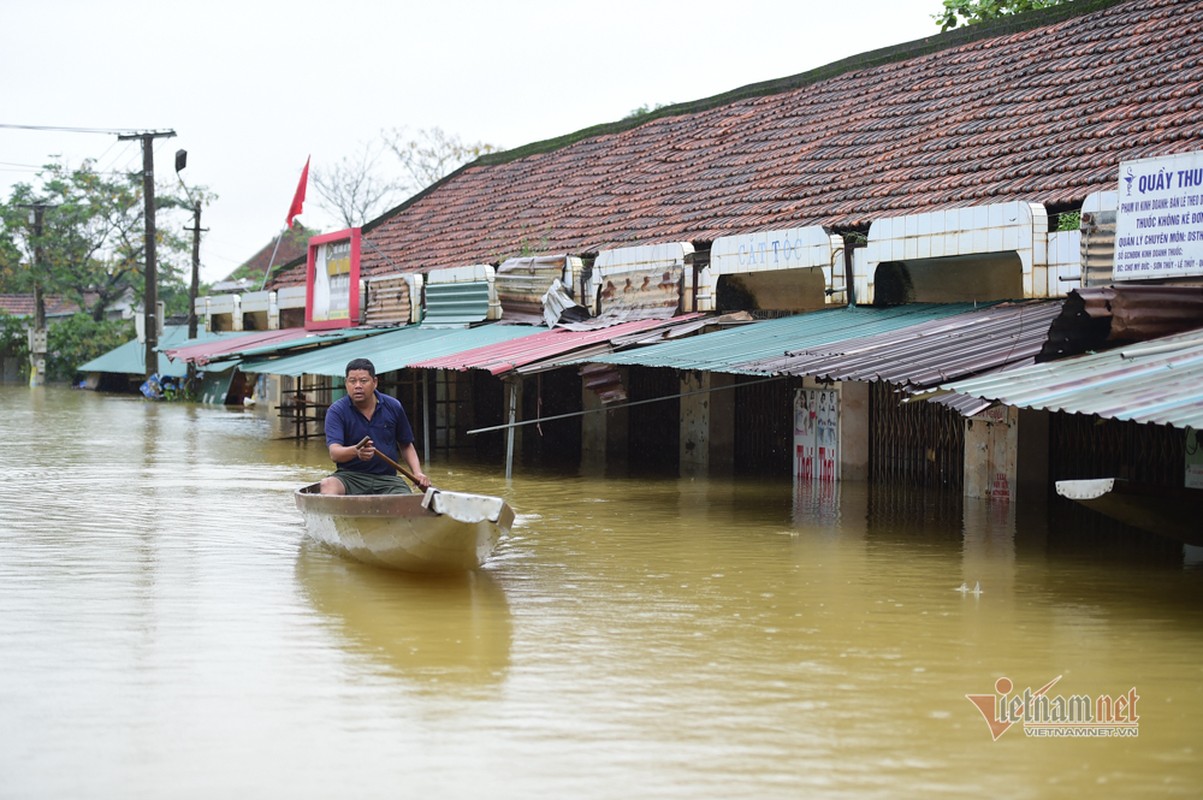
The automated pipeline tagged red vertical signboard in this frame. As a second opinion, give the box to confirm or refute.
[305,228,361,330]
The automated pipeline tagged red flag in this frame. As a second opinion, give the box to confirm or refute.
[286,156,310,228]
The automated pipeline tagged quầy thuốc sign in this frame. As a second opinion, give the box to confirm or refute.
[1115,150,1203,280]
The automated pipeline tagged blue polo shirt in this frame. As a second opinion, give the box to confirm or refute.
[324,390,416,475]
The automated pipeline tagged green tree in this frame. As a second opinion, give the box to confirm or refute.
[0,309,132,383]
[45,312,134,382]
[0,311,29,372]
[624,102,671,120]
[933,0,1069,31]
[0,159,197,321]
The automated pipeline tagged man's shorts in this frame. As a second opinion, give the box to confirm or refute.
[330,470,415,495]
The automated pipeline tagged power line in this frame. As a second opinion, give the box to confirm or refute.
[91,138,136,176]
[0,123,141,135]
[0,124,174,174]
[0,125,152,180]
[0,161,144,178]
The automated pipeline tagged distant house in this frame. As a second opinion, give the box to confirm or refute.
[212,225,315,294]
[0,290,139,382]
[0,294,82,320]
[0,290,134,323]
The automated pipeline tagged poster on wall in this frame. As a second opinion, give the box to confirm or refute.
[305,228,361,330]
[1187,428,1203,490]
[794,388,839,484]
[1114,150,1203,280]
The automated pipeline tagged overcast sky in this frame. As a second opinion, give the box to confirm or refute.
[2,1,941,283]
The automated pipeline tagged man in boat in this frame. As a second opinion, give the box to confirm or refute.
[319,357,432,495]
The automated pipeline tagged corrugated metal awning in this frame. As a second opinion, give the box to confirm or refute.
[582,303,989,375]
[238,324,544,379]
[212,327,392,362]
[937,327,1203,429]
[79,325,230,377]
[746,301,1062,389]
[162,326,378,366]
[408,314,705,376]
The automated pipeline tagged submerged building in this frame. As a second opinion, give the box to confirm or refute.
[101,0,1202,543]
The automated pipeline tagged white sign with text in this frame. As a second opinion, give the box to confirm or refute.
[1114,150,1203,280]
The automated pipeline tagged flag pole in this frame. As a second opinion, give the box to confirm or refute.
[259,229,286,291]
[261,156,311,291]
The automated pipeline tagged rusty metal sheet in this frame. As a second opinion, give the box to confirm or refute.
[496,255,581,325]
[1040,285,1203,360]
[364,275,416,327]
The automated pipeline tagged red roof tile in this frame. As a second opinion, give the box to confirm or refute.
[0,294,83,317]
[234,226,314,283]
[269,0,1203,286]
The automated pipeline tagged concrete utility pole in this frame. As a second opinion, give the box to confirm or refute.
[173,149,206,342]
[25,203,49,387]
[175,149,207,392]
[186,201,203,340]
[118,129,176,378]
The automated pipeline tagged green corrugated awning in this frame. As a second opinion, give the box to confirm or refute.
[581,303,992,374]
[239,323,545,378]
[78,325,233,377]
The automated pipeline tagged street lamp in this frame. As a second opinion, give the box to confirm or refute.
[25,203,48,387]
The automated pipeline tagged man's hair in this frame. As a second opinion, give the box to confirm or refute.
[345,358,376,377]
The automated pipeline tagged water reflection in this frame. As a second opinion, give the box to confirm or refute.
[295,540,512,691]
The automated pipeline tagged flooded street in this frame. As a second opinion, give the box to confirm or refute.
[1,385,1201,798]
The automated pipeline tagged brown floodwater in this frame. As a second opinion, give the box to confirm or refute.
[1,385,1200,798]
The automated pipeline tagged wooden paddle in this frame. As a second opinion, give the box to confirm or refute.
[352,439,514,529]
[354,436,430,490]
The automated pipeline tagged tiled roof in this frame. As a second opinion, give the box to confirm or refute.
[0,294,82,317]
[235,225,313,283]
[271,0,1203,286]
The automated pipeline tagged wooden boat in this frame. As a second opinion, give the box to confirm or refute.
[295,483,515,572]
[1055,478,1203,546]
